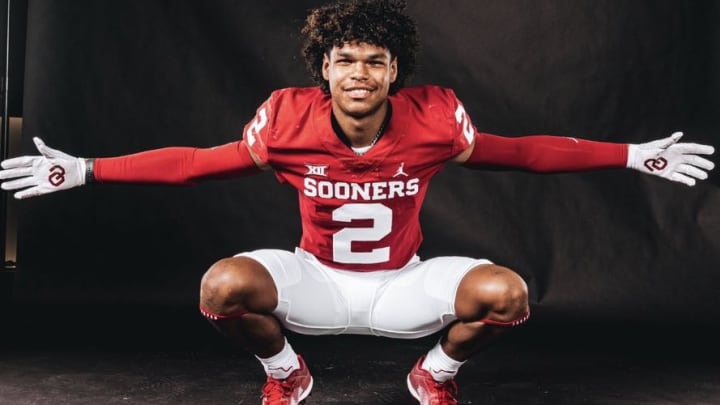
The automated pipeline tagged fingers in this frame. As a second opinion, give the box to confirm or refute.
[1,155,39,169]
[669,131,683,143]
[1,176,36,191]
[33,137,72,160]
[32,137,48,154]
[0,174,42,199]
[13,186,42,200]
[676,163,709,181]
[0,166,34,180]
[638,132,684,155]
[682,154,715,171]
[667,158,714,186]
[670,172,696,187]
[34,137,65,159]
[673,142,715,156]
[655,131,684,150]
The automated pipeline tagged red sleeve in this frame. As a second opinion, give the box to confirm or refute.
[462,132,628,172]
[94,140,261,184]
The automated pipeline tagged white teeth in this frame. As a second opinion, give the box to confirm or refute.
[347,89,371,97]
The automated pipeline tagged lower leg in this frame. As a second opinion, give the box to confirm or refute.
[441,318,513,361]
[199,256,295,363]
[444,264,529,359]
[421,265,529,380]
[199,256,312,403]
[207,312,286,358]
[202,310,301,379]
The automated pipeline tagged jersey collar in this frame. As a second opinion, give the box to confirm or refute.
[314,91,410,175]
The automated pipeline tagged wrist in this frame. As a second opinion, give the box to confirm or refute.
[84,158,96,184]
[626,144,638,169]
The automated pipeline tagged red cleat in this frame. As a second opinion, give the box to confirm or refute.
[406,355,459,405]
[261,355,313,405]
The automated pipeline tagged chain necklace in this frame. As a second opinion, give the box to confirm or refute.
[353,119,387,155]
[332,103,393,156]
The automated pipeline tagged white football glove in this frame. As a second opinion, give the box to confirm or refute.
[627,132,715,186]
[0,137,88,199]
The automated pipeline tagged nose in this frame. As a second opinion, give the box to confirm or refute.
[350,62,369,80]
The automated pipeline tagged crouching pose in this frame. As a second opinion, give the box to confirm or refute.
[0,1,713,403]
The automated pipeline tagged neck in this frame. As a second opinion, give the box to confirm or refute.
[332,101,390,148]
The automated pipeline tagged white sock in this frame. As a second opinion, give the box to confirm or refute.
[256,339,300,380]
[421,341,466,382]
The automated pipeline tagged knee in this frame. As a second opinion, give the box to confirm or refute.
[200,256,276,313]
[456,265,529,322]
[482,267,528,316]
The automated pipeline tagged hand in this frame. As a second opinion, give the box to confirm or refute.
[627,132,715,186]
[0,137,87,199]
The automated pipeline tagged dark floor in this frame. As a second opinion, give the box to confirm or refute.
[1,306,719,405]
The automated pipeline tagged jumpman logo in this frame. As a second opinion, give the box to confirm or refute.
[393,162,408,177]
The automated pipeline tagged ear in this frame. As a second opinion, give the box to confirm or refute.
[322,53,330,81]
[389,57,398,83]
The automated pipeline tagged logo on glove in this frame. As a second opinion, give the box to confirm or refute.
[48,165,66,186]
[643,157,667,172]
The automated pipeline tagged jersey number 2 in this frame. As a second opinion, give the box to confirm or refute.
[454,104,475,144]
[245,107,268,146]
[332,203,392,264]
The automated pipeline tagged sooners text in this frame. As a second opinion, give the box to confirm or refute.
[303,177,419,201]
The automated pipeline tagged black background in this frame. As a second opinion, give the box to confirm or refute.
[5,0,720,346]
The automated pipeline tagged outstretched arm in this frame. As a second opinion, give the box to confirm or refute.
[0,137,263,199]
[455,131,714,186]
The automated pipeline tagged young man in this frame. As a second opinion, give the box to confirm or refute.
[0,0,714,404]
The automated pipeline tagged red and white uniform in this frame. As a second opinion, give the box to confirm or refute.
[245,85,473,271]
[94,85,626,337]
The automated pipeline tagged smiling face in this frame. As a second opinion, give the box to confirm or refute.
[322,42,398,121]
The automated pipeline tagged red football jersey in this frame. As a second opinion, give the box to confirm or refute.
[245,85,474,271]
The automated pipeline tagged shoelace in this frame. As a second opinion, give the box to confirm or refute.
[261,378,293,403]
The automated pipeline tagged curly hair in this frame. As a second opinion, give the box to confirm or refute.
[301,0,419,94]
